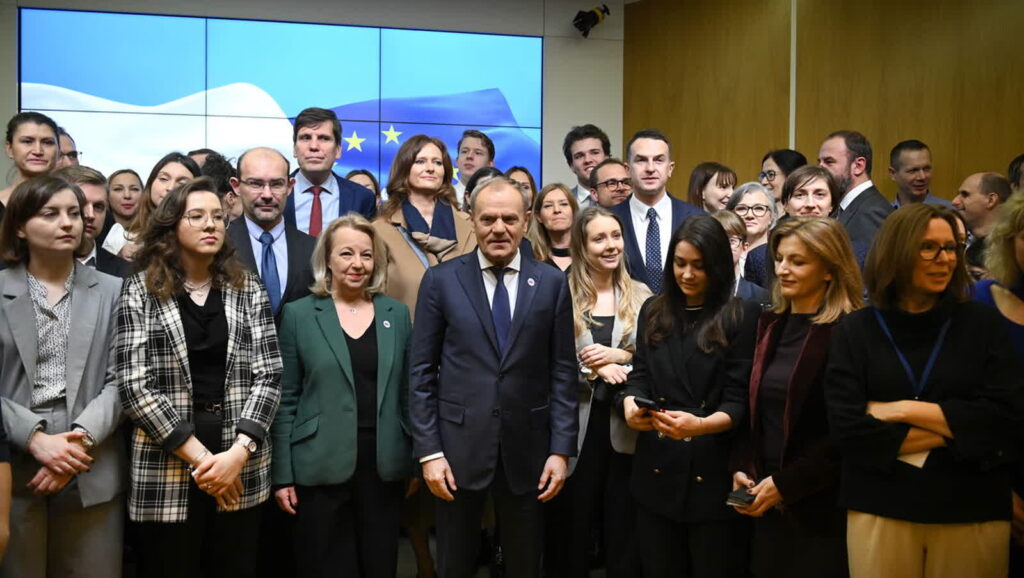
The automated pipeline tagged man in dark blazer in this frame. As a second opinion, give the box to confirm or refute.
[409,177,578,578]
[284,107,376,236]
[612,129,704,293]
[53,166,132,278]
[228,147,317,324]
[818,130,893,248]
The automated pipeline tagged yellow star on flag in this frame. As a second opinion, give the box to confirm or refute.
[343,131,366,152]
[452,167,460,184]
[382,125,402,144]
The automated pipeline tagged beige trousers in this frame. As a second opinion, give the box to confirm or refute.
[847,510,1009,578]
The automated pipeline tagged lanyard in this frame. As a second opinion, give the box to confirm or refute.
[872,308,952,396]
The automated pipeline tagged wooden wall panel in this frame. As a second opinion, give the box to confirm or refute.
[795,0,1024,200]
[624,0,792,197]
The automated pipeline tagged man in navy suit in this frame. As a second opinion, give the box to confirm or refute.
[818,130,893,248]
[409,176,578,578]
[284,107,376,235]
[612,129,704,293]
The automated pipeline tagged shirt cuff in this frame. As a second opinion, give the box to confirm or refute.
[419,452,445,464]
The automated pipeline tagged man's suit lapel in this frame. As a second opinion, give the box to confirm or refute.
[3,267,39,385]
[314,296,355,388]
[503,257,540,356]
[455,252,500,358]
[614,204,645,282]
[65,265,100,410]
[228,221,258,270]
[282,227,307,301]
[374,296,397,413]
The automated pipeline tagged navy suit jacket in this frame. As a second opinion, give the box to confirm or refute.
[837,185,893,248]
[284,170,377,228]
[227,218,317,324]
[611,194,705,292]
[408,250,578,495]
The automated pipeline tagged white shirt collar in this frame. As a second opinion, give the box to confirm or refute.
[244,216,285,242]
[77,243,98,265]
[629,192,671,222]
[477,248,522,273]
[840,180,874,210]
[294,170,337,196]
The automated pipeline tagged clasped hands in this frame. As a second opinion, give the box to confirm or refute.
[579,344,631,385]
[623,396,705,440]
[421,454,568,503]
[27,430,92,495]
[191,445,248,509]
[732,471,783,517]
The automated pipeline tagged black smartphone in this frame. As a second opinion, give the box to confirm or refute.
[633,396,661,412]
[726,487,756,508]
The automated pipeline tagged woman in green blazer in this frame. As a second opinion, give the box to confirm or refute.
[271,214,413,578]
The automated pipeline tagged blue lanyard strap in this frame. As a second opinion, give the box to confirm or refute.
[872,308,952,396]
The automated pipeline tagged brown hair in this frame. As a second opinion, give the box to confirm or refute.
[309,214,390,297]
[711,209,746,238]
[382,135,458,218]
[530,183,579,262]
[0,176,86,264]
[133,176,246,300]
[769,217,864,324]
[864,204,970,309]
[780,165,841,212]
[686,162,737,209]
[127,152,201,237]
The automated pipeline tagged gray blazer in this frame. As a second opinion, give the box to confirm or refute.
[568,281,651,476]
[0,263,126,507]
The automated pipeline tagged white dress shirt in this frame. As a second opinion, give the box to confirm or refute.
[293,171,340,235]
[245,217,288,299]
[840,180,875,211]
[629,193,673,266]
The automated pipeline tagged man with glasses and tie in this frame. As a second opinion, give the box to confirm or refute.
[587,157,632,208]
[227,147,316,324]
[611,129,704,294]
[282,107,376,236]
[409,176,578,578]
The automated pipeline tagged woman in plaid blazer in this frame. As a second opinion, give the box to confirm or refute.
[114,177,282,578]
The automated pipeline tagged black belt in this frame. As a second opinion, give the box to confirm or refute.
[194,401,225,414]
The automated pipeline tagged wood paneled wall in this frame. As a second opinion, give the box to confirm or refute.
[623,0,791,195]
[625,0,1024,201]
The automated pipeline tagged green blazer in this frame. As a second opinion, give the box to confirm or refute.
[271,293,413,486]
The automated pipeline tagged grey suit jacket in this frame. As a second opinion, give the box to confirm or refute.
[0,263,126,507]
[837,184,893,248]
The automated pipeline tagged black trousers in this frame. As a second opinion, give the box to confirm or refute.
[545,399,637,578]
[137,410,263,578]
[635,505,751,578]
[750,506,848,578]
[293,432,404,578]
[436,460,544,578]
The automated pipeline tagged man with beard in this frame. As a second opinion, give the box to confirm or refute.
[818,130,893,247]
[228,147,316,324]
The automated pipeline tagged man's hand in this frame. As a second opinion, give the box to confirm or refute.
[422,457,457,502]
[537,454,568,502]
[623,396,655,431]
[28,431,93,475]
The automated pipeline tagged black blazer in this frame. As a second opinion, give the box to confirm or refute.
[825,301,1024,523]
[96,247,132,278]
[619,298,759,522]
[227,218,317,323]
[610,196,704,293]
[731,312,842,527]
[837,185,893,248]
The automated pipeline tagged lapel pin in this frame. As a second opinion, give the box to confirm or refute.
[527,277,536,287]
[383,320,391,328]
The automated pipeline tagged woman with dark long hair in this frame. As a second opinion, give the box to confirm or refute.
[618,214,760,577]
[119,152,200,259]
[115,176,281,577]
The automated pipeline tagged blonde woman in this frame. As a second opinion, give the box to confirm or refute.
[546,206,650,578]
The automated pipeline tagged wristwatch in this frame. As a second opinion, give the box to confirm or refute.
[234,434,257,456]
[73,426,96,450]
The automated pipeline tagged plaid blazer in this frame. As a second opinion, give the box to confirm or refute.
[115,272,282,523]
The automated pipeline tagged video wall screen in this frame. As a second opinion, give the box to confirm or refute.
[19,8,543,188]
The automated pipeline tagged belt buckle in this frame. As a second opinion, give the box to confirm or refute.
[205,402,223,414]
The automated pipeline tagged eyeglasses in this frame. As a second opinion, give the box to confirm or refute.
[182,210,228,229]
[919,241,963,261]
[758,170,777,182]
[60,151,81,161]
[728,236,745,249]
[241,178,288,193]
[733,204,770,217]
[597,178,632,191]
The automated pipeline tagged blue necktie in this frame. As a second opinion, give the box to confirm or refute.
[490,266,512,353]
[645,208,663,293]
[259,232,282,314]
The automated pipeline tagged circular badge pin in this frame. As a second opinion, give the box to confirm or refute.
[527,277,536,287]
[383,320,391,328]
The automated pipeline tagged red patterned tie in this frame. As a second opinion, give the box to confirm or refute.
[308,185,323,237]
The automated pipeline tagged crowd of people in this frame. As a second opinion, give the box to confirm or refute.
[0,106,1023,578]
